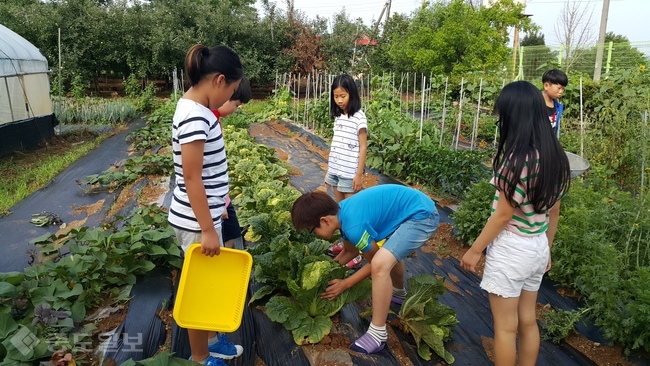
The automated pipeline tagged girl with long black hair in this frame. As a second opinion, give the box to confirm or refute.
[461,81,571,366]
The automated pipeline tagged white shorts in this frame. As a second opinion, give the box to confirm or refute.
[173,227,223,253]
[480,230,549,298]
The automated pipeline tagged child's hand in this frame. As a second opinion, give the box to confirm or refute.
[545,253,552,272]
[321,279,349,300]
[324,181,331,189]
[460,247,482,273]
[201,229,221,257]
[221,210,229,220]
[352,174,363,192]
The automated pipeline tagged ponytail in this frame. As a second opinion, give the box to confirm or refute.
[184,44,243,87]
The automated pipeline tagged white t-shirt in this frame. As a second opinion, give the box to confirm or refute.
[327,110,368,179]
[168,98,229,232]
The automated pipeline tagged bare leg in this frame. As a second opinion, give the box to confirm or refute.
[188,329,210,362]
[224,239,236,249]
[517,290,541,366]
[488,293,520,366]
[332,186,346,202]
[370,249,399,327]
[390,260,405,289]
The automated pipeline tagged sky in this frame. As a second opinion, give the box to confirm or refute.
[255,0,650,46]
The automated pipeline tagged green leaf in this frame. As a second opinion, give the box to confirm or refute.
[0,282,16,298]
[147,245,168,256]
[130,241,146,251]
[137,260,156,273]
[0,313,18,339]
[291,315,332,345]
[141,231,168,242]
[301,261,330,291]
[166,244,181,257]
[249,285,275,305]
[265,296,295,324]
[71,301,86,323]
[0,272,24,286]
[61,283,83,299]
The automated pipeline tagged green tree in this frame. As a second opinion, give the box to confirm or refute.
[319,10,368,74]
[385,0,533,74]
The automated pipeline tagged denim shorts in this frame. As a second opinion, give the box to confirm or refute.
[325,172,354,193]
[480,230,549,298]
[381,212,439,261]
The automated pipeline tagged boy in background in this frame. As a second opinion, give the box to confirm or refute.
[541,69,568,138]
[212,77,251,249]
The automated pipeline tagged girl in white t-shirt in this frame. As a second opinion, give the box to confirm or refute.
[324,74,368,268]
[170,44,243,366]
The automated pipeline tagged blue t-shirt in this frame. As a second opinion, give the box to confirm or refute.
[338,184,435,253]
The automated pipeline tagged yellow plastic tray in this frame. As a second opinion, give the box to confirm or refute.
[173,244,252,332]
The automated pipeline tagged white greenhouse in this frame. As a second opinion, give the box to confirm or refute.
[0,24,56,157]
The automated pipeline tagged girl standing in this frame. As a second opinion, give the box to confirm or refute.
[325,74,368,268]
[461,81,571,366]
[169,44,243,366]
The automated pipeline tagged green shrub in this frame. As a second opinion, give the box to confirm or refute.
[452,180,494,245]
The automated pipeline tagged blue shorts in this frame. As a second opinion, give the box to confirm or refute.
[325,172,354,193]
[381,212,439,261]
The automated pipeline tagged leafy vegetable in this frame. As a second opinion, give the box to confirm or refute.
[394,274,458,363]
[265,259,371,344]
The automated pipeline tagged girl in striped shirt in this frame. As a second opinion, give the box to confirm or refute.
[324,74,368,268]
[169,44,243,366]
[461,81,571,366]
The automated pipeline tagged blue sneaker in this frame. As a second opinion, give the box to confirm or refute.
[208,334,243,360]
[189,355,227,366]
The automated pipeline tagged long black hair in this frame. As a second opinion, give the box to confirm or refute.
[329,74,362,118]
[493,81,570,212]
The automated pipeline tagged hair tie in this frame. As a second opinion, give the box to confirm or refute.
[201,47,209,57]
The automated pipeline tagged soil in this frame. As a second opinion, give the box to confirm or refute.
[361,173,379,188]
[137,175,169,207]
[421,223,485,278]
[87,305,129,366]
[386,322,415,366]
[105,178,143,218]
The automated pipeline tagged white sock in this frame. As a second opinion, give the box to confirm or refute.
[207,334,219,345]
[393,287,407,298]
[367,323,388,344]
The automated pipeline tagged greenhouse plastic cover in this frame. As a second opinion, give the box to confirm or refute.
[0,24,52,124]
[0,24,48,76]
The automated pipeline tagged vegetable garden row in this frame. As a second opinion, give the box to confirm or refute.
[1,64,649,364]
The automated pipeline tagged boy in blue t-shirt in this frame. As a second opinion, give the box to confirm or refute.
[291,184,439,354]
[541,69,568,137]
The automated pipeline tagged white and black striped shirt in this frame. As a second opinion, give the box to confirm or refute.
[168,99,229,232]
[327,110,368,179]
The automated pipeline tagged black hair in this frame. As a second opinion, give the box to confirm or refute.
[542,69,568,87]
[493,81,570,212]
[291,191,339,231]
[230,77,251,103]
[184,44,243,87]
[330,73,362,118]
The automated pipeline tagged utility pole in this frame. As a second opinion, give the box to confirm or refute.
[373,1,391,35]
[593,0,611,82]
